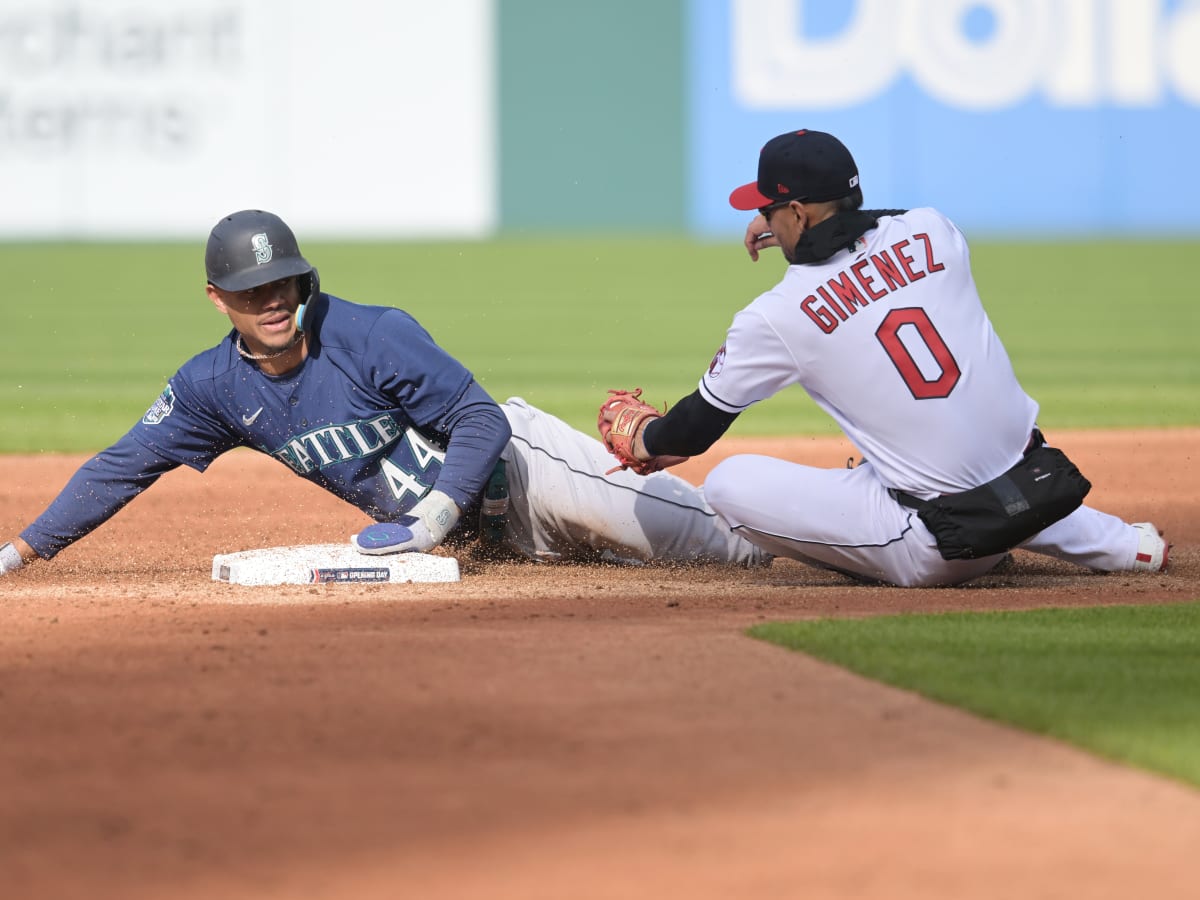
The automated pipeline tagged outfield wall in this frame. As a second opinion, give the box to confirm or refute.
[1,0,1197,239]
[688,1,1200,238]
[0,1,494,239]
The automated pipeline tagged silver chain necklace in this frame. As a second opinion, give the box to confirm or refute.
[235,331,304,362]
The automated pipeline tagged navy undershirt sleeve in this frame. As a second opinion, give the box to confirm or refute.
[425,379,511,512]
[20,433,180,559]
[642,389,739,458]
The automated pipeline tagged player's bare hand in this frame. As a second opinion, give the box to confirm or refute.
[744,214,780,261]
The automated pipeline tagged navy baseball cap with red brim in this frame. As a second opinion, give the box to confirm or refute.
[729,129,860,210]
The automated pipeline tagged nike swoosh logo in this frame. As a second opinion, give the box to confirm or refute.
[242,407,264,426]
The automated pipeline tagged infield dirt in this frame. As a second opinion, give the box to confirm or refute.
[2,429,1198,900]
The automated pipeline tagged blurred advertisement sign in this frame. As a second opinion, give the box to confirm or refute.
[0,1,494,238]
[691,0,1200,236]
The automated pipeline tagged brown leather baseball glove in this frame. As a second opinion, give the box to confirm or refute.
[597,388,688,476]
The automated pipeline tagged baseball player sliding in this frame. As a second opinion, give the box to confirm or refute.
[0,210,765,578]
[598,129,1169,587]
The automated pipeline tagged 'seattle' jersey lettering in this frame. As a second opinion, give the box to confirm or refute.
[273,414,405,474]
[272,415,448,504]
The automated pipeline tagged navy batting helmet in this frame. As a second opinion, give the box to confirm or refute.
[205,210,321,305]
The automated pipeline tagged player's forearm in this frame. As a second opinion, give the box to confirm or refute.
[642,390,739,459]
[20,471,144,559]
[11,536,36,560]
[20,438,175,559]
[429,382,512,511]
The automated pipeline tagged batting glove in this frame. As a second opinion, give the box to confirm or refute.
[351,490,460,555]
[0,542,25,575]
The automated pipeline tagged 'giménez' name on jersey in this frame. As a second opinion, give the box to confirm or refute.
[701,207,1039,498]
[799,227,945,335]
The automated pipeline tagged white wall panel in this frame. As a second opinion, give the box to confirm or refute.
[0,1,495,238]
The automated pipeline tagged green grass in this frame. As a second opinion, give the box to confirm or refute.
[1,238,1196,452]
[750,602,1200,787]
[6,239,1197,784]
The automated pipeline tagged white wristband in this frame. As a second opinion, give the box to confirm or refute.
[0,542,25,575]
[409,490,461,545]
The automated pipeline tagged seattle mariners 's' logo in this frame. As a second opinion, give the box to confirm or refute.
[142,384,176,425]
[251,232,273,265]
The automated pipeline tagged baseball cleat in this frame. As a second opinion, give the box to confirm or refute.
[1131,522,1169,572]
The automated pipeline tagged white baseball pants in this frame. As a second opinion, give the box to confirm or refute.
[498,398,766,566]
[703,454,1142,587]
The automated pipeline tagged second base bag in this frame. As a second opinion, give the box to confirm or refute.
[891,434,1092,561]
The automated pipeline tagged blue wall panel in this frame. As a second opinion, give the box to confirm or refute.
[688,1,1200,237]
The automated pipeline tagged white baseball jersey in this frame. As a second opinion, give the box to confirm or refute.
[696,207,1142,586]
[700,207,1037,496]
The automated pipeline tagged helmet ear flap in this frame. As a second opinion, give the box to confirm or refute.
[298,268,320,305]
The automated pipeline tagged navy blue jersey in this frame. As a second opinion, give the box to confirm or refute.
[22,294,511,558]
